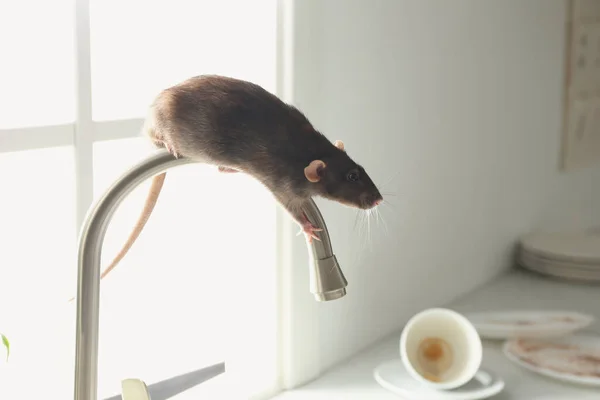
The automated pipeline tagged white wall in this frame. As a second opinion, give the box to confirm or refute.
[283,0,600,383]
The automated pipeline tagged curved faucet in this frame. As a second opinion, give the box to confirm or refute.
[72,149,348,400]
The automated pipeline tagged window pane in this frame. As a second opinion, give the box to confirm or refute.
[0,0,75,129]
[93,138,277,398]
[0,147,76,399]
[90,0,278,121]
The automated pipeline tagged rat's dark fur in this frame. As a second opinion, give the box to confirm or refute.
[146,74,382,217]
[93,74,382,284]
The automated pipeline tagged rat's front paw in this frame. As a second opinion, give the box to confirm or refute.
[165,143,180,158]
[299,220,323,243]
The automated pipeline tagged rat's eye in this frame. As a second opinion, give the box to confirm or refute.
[347,171,359,182]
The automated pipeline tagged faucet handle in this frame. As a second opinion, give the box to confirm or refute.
[121,378,151,400]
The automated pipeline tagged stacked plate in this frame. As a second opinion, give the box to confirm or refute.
[517,232,600,282]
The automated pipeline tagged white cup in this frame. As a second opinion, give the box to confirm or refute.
[399,308,482,390]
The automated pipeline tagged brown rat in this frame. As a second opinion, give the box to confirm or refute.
[99,74,383,282]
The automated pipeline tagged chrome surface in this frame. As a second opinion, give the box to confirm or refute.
[73,149,347,400]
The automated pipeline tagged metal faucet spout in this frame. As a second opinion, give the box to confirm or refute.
[302,199,348,301]
[72,149,347,400]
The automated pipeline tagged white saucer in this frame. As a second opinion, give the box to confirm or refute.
[373,359,505,399]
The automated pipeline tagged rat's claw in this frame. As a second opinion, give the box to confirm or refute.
[218,166,239,173]
[306,232,321,243]
[301,221,322,243]
[165,143,180,158]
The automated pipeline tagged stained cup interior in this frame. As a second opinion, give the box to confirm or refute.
[400,308,482,389]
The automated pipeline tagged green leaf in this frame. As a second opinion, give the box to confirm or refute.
[1,334,9,361]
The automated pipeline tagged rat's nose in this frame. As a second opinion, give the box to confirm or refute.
[362,192,383,209]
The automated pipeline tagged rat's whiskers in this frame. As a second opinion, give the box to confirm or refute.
[366,209,374,252]
[382,199,396,210]
[353,209,361,233]
[380,170,401,189]
[375,206,389,236]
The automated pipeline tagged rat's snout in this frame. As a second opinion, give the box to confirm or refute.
[361,191,384,209]
[371,193,384,207]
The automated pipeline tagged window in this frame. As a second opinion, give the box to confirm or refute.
[0,0,279,399]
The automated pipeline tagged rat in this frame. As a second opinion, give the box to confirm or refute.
[98,74,383,281]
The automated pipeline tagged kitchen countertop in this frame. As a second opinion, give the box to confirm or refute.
[272,269,600,399]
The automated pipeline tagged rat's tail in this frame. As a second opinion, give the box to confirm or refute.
[68,172,167,303]
[99,172,167,279]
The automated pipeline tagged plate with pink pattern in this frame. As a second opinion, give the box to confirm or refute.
[465,310,594,339]
[503,334,600,386]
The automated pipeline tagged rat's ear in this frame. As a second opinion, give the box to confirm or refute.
[304,160,327,183]
[334,140,345,151]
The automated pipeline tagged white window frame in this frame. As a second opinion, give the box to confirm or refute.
[0,0,148,229]
[0,0,328,397]
[0,0,291,236]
